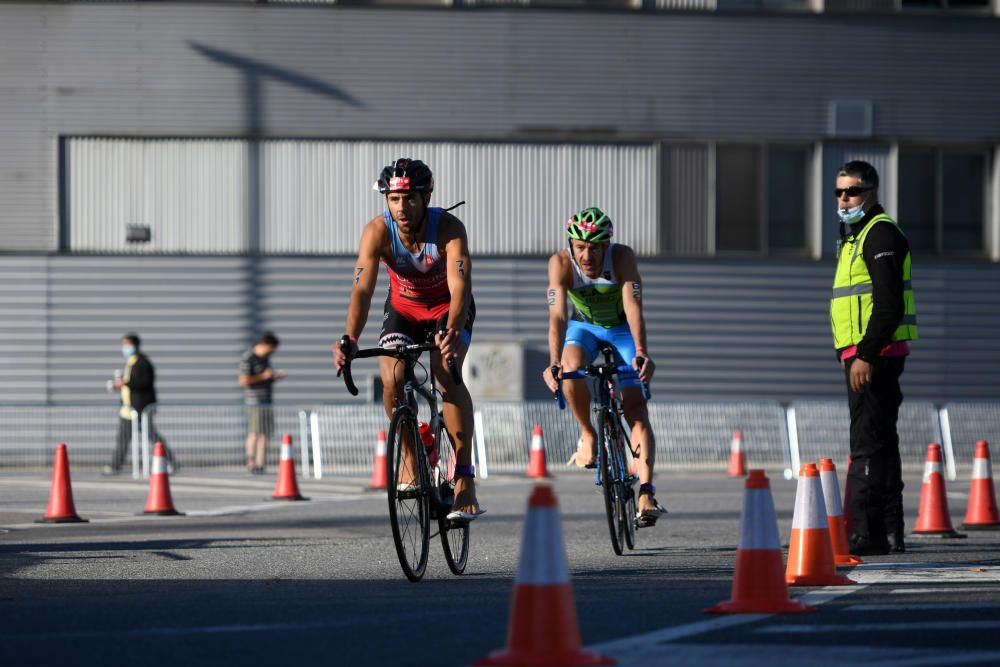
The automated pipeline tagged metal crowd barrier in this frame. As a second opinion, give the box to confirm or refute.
[2,401,999,481]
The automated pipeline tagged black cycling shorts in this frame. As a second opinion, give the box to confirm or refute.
[379,295,476,348]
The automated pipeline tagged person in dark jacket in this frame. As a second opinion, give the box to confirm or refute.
[104,332,174,474]
[830,161,918,555]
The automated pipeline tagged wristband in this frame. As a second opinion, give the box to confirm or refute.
[635,347,647,357]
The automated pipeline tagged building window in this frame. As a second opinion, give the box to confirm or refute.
[767,148,808,254]
[716,145,761,253]
[715,144,810,255]
[898,147,988,256]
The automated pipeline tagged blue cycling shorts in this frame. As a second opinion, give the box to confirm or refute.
[564,320,641,389]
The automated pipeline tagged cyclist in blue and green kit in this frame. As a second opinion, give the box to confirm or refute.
[542,207,664,526]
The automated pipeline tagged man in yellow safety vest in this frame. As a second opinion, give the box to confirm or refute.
[830,160,917,556]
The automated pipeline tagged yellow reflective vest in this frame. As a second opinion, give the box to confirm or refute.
[830,213,918,350]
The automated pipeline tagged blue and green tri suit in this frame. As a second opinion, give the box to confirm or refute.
[563,244,641,389]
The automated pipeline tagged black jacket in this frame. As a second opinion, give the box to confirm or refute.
[125,353,158,413]
[841,205,910,362]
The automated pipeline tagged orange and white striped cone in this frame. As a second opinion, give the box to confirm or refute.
[706,470,813,614]
[912,443,965,538]
[962,440,1000,530]
[369,429,387,490]
[819,458,862,566]
[526,424,550,479]
[37,443,88,524]
[786,463,855,586]
[143,442,183,516]
[273,433,308,501]
[727,429,746,477]
[475,485,613,666]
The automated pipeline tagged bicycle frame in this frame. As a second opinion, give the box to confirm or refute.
[556,344,637,487]
[554,342,650,553]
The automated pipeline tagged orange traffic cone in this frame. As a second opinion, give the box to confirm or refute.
[727,429,746,477]
[475,485,613,666]
[706,470,813,614]
[819,459,862,566]
[912,443,965,538]
[786,463,855,586]
[369,429,387,490]
[527,424,550,479]
[273,433,308,501]
[143,441,183,516]
[37,443,88,524]
[962,440,1000,530]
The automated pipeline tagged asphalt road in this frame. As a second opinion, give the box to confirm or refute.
[2,468,1000,667]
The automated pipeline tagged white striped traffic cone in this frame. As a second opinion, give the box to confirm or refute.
[819,458,862,566]
[143,442,183,516]
[475,485,612,666]
[369,429,387,490]
[706,470,813,614]
[727,429,746,477]
[526,424,550,478]
[963,440,1000,530]
[273,433,307,501]
[913,443,965,538]
[786,463,854,586]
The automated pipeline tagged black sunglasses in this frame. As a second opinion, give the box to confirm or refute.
[834,185,873,198]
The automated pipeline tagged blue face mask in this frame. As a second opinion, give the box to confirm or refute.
[837,192,870,225]
[122,346,136,358]
[837,204,866,225]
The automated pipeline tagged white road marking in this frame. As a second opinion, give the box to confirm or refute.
[588,562,1000,666]
[0,495,367,530]
[847,603,1000,612]
[758,620,1000,633]
[589,569,886,658]
[890,587,1000,594]
[608,645,1000,667]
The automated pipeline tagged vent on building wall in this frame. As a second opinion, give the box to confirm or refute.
[126,224,151,243]
[828,100,873,138]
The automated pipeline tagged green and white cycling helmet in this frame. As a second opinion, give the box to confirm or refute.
[566,206,613,243]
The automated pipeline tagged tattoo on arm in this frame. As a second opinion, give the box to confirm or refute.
[547,288,557,307]
[631,282,641,302]
[456,259,465,276]
[354,267,364,285]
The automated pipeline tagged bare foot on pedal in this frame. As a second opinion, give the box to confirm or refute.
[448,475,485,523]
[568,433,597,469]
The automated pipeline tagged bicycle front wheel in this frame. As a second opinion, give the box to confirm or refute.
[598,411,626,556]
[436,427,470,575]
[386,406,431,582]
[620,420,637,551]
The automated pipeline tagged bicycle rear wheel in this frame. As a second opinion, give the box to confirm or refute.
[435,427,470,575]
[386,406,431,582]
[598,411,626,556]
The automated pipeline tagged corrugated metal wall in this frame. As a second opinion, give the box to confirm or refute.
[3,5,1000,250]
[67,138,657,254]
[662,145,711,255]
[2,254,998,406]
[67,138,249,253]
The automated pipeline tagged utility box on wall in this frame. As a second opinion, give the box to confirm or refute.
[463,341,524,402]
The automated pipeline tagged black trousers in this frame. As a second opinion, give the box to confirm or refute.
[844,355,906,547]
[112,416,173,470]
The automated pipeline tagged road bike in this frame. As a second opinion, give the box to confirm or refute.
[554,342,650,556]
[339,334,469,582]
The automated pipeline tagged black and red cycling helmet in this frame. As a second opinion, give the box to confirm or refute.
[376,158,434,194]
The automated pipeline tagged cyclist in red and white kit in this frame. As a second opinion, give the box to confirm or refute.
[333,158,484,522]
